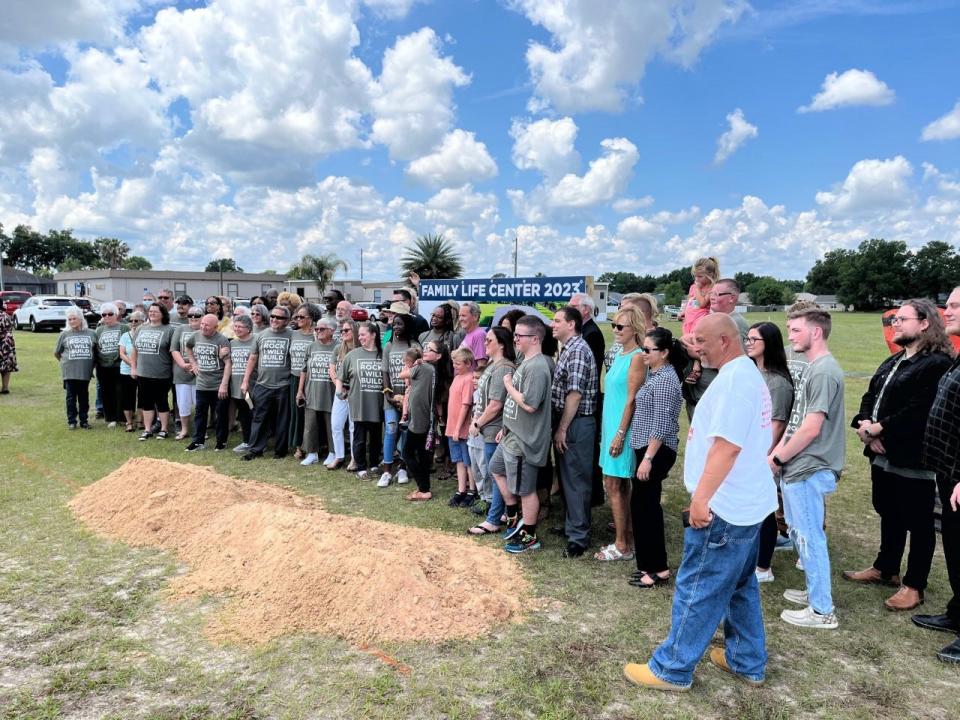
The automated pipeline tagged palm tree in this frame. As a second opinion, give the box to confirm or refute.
[400,233,464,279]
[288,253,348,293]
[94,237,130,269]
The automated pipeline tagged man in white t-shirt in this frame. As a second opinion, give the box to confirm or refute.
[624,313,776,691]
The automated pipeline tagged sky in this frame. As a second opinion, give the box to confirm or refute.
[1,0,959,282]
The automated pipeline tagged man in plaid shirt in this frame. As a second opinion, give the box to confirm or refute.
[916,286,960,663]
[550,305,598,557]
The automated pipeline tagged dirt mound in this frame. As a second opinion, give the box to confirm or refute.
[69,458,530,644]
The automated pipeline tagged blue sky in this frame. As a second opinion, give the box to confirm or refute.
[1,0,959,282]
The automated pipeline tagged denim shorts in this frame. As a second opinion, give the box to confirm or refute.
[448,437,469,464]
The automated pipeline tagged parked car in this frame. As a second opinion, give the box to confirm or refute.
[351,307,369,322]
[354,302,379,321]
[72,297,101,327]
[13,295,77,332]
[0,290,32,316]
[664,305,681,320]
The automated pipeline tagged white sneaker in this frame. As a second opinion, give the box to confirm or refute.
[796,556,804,571]
[323,452,336,465]
[755,568,775,583]
[780,605,838,629]
[377,472,392,488]
[356,469,369,480]
[300,453,319,466]
[107,421,117,428]
[233,442,250,453]
[783,588,809,605]
[396,468,410,485]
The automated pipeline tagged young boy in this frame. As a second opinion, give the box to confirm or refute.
[446,347,476,507]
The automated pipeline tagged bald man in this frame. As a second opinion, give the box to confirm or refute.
[185,314,232,451]
[625,313,776,691]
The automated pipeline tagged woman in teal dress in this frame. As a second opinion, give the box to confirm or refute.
[596,306,647,561]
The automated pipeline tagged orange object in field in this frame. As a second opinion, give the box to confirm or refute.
[882,308,960,353]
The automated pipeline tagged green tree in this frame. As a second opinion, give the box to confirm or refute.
[400,233,464,279]
[805,248,855,295]
[837,238,912,310]
[597,271,656,294]
[657,266,694,291]
[906,240,960,301]
[656,281,684,306]
[287,253,348,293]
[491,272,507,279]
[734,271,760,290]
[206,258,243,273]
[122,255,153,270]
[94,237,130,269]
[747,277,788,306]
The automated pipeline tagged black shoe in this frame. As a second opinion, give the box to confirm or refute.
[185,442,205,452]
[448,492,465,508]
[458,491,478,508]
[241,452,263,461]
[79,422,93,429]
[937,636,960,663]
[548,527,567,538]
[214,443,226,451]
[912,613,960,634]
[563,542,586,558]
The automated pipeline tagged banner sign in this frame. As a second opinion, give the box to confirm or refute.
[419,276,587,303]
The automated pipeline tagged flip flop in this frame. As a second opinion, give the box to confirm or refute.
[467,524,501,536]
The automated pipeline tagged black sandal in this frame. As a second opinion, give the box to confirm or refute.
[629,571,671,589]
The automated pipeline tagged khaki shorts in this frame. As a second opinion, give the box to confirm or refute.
[489,443,540,497]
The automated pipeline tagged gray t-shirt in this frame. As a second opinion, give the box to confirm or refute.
[762,369,795,423]
[475,359,514,442]
[229,336,257,400]
[187,331,230,391]
[501,353,554,466]
[171,325,197,385]
[133,324,175,379]
[406,362,435,435]
[289,331,314,377]
[95,323,128,367]
[55,329,97,380]
[253,328,294,389]
[341,347,384,422]
[786,347,809,388]
[303,341,336,412]
[383,339,419,408]
[782,353,846,483]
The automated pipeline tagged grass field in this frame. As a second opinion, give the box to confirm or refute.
[2,312,959,720]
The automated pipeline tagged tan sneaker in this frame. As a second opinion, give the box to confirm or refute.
[841,566,901,586]
[885,585,924,611]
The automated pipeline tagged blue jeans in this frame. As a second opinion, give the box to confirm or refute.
[483,441,504,525]
[383,404,400,464]
[649,515,766,687]
[782,469,837,615]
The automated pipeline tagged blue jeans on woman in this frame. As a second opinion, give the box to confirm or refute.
[649,514,766,687]
[382,404,401,464]
[782,469,837,615]
[482,441,505,526]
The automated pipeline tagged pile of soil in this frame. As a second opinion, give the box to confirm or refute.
[70,458,530,644]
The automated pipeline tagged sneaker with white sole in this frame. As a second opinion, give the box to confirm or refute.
[780,605,839,629]
[783,588,809,605]
[755,568,775,583]
[396,468,410,484]
[300,453,319,466]
[233,442,250,453]
[185,442,205,452]
[377,472,392,488]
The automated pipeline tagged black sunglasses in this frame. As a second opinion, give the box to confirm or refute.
[270,315,287,320]
[188,314,203,318]
[610,322,626,331]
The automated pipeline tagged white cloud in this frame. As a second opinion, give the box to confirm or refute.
[547,137,639,208]
[921,100,960,141]
[406,129,498,188]
[652,206,701,224]
[370,27,470,161]
[714,108,758,164]
[815,156,913,215]
[798,68,895,113]
[612,196,655,214]
[510,117,580,182]
[511,0,748,113]
[0,0,149,49]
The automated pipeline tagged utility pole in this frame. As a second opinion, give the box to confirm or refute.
[512,237,518,278]
[360,248,364,280]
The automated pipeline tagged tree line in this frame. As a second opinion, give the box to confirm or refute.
[0,224,151,276]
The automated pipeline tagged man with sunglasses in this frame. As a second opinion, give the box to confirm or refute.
[157,289,177,323]
[240,305,295,460]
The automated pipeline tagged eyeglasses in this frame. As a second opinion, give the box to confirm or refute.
[188,314,203,319]
[206,300,219,305]
[158,296,171,300]
[316,326,332,332]
[270,315,287,320]
[130,319,142,324]
[514,333,535,339]
[610,322,625,331]
[710,291,735,298]
[745,336,763,344]
[101,312,115,316]
[640,347,655,354]
[891,315,923,324]
[341,327,353,333]
[294,315,309,320]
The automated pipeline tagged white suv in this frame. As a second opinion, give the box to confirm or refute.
[14,296,77,332]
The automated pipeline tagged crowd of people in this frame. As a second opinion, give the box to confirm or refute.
[45,266,960,686]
